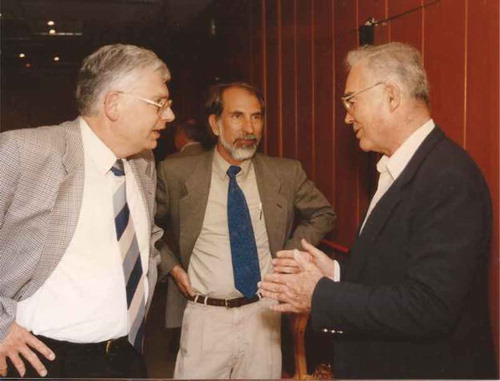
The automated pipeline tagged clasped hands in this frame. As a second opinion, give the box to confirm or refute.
[258,238,336,313]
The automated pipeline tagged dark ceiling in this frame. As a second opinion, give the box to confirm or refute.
[1,0,212,71]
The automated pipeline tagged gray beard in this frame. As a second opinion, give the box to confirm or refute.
[219,132,259,161]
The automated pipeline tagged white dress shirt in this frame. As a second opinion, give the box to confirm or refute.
[17,118,149,343]
[331,119,435,282]
[360,119,435,233]
[188,149,272,298]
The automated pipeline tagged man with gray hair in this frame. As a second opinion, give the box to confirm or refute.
[156,82,335,379]
[260,42,495,379]
[0,44,175,378]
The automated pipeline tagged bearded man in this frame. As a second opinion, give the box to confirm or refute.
[155,82,335,379]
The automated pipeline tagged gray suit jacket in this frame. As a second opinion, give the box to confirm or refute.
[0,119,162,340]
[156,149,335,327]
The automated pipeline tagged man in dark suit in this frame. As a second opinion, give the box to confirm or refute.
[259,42,496,379]
[0,44,175,378]
[155,82,335,378]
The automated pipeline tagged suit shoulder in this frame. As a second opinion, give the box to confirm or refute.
[0,122,74,156]
[254,153,301,170]
[158,151,210,177]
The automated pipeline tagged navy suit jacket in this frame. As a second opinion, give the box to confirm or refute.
[311,127,495,379]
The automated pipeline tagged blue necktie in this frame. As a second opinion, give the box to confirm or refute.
[111,159,146,353]
[227,165,261,299]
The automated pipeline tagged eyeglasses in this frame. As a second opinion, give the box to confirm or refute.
[341,81,385,114]
[117,91,172,115]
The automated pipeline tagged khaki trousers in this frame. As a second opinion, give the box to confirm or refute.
[174,298,281,379]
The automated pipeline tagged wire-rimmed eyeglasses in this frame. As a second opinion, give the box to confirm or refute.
[341,81,385,114]
[117,91,172,115]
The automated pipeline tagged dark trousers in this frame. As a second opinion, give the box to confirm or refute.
[7,335,147,379]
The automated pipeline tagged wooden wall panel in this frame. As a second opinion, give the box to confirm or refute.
[295,0,314,177]
[465,0,499,358]
[333,0,360,245]
[424,0,466,146]
[389,5,423,51]
[264,0,280,157]
[313,0,334,199]
[280,0,298,159]
[250,0,264,91]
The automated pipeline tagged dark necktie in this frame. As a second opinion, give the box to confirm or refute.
[110,159,146,353]
[226,165,261,298]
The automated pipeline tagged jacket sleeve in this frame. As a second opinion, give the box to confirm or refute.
[155,161,181,279]
[285,160,336,249]
[310,167,491,339]
[0,132,21,341]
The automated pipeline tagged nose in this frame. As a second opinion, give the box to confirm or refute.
[242,117,254,134]
[160,107,175,122]
[344,111,354,125]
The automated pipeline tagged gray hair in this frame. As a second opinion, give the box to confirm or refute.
[346,42,430,105]
[76,44,170,116]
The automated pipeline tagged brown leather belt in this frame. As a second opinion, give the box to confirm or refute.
[187,293,262,308]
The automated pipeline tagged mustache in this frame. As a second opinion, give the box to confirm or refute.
[235,134,259,141]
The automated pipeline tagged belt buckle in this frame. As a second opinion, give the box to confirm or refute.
[224,298,230,308]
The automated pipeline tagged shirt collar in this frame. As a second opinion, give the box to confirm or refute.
[212,147,252,182]
[80,117,120,176]
[377,119,435,181]
[180,141,201,152]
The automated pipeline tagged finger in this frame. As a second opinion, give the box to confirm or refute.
[272,257,300,267]
[301,239,327,260]
[275,249,296,259]
[258,280,288,294]
[293,249,316,270]
[269,302,299,313]
[8,352,26,377]
[262,272,288,284]
[259,288,280,301]
[26,335,55,362]
[19,347,47,377]
[0,357,7,377]
[273,265,301,274]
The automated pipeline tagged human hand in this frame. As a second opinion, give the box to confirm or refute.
[259,249,323,313]
[272,249,313,274]
[170,265,196,298]
[300,239,336,279]
[0,322,55,377]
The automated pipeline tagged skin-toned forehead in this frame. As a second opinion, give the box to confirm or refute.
[345,63,370,93]
[221,86,263,112]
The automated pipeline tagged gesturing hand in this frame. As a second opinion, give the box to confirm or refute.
[259,248,324,314]
[0,322,55,377]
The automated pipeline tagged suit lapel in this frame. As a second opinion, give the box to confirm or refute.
[350,127,445,280]
[253,154,288,257]
[27,120,85,294]
[179,151,213,267]
[128,156,155,229]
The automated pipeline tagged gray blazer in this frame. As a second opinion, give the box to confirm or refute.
[0,119,162,340]
[156,149,335,327]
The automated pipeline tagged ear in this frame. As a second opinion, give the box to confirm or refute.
[385,82,401,112]
[103,91,121,122]
[208,114,220,136]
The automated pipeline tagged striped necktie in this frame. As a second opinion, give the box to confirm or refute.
[110,159,146,353]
